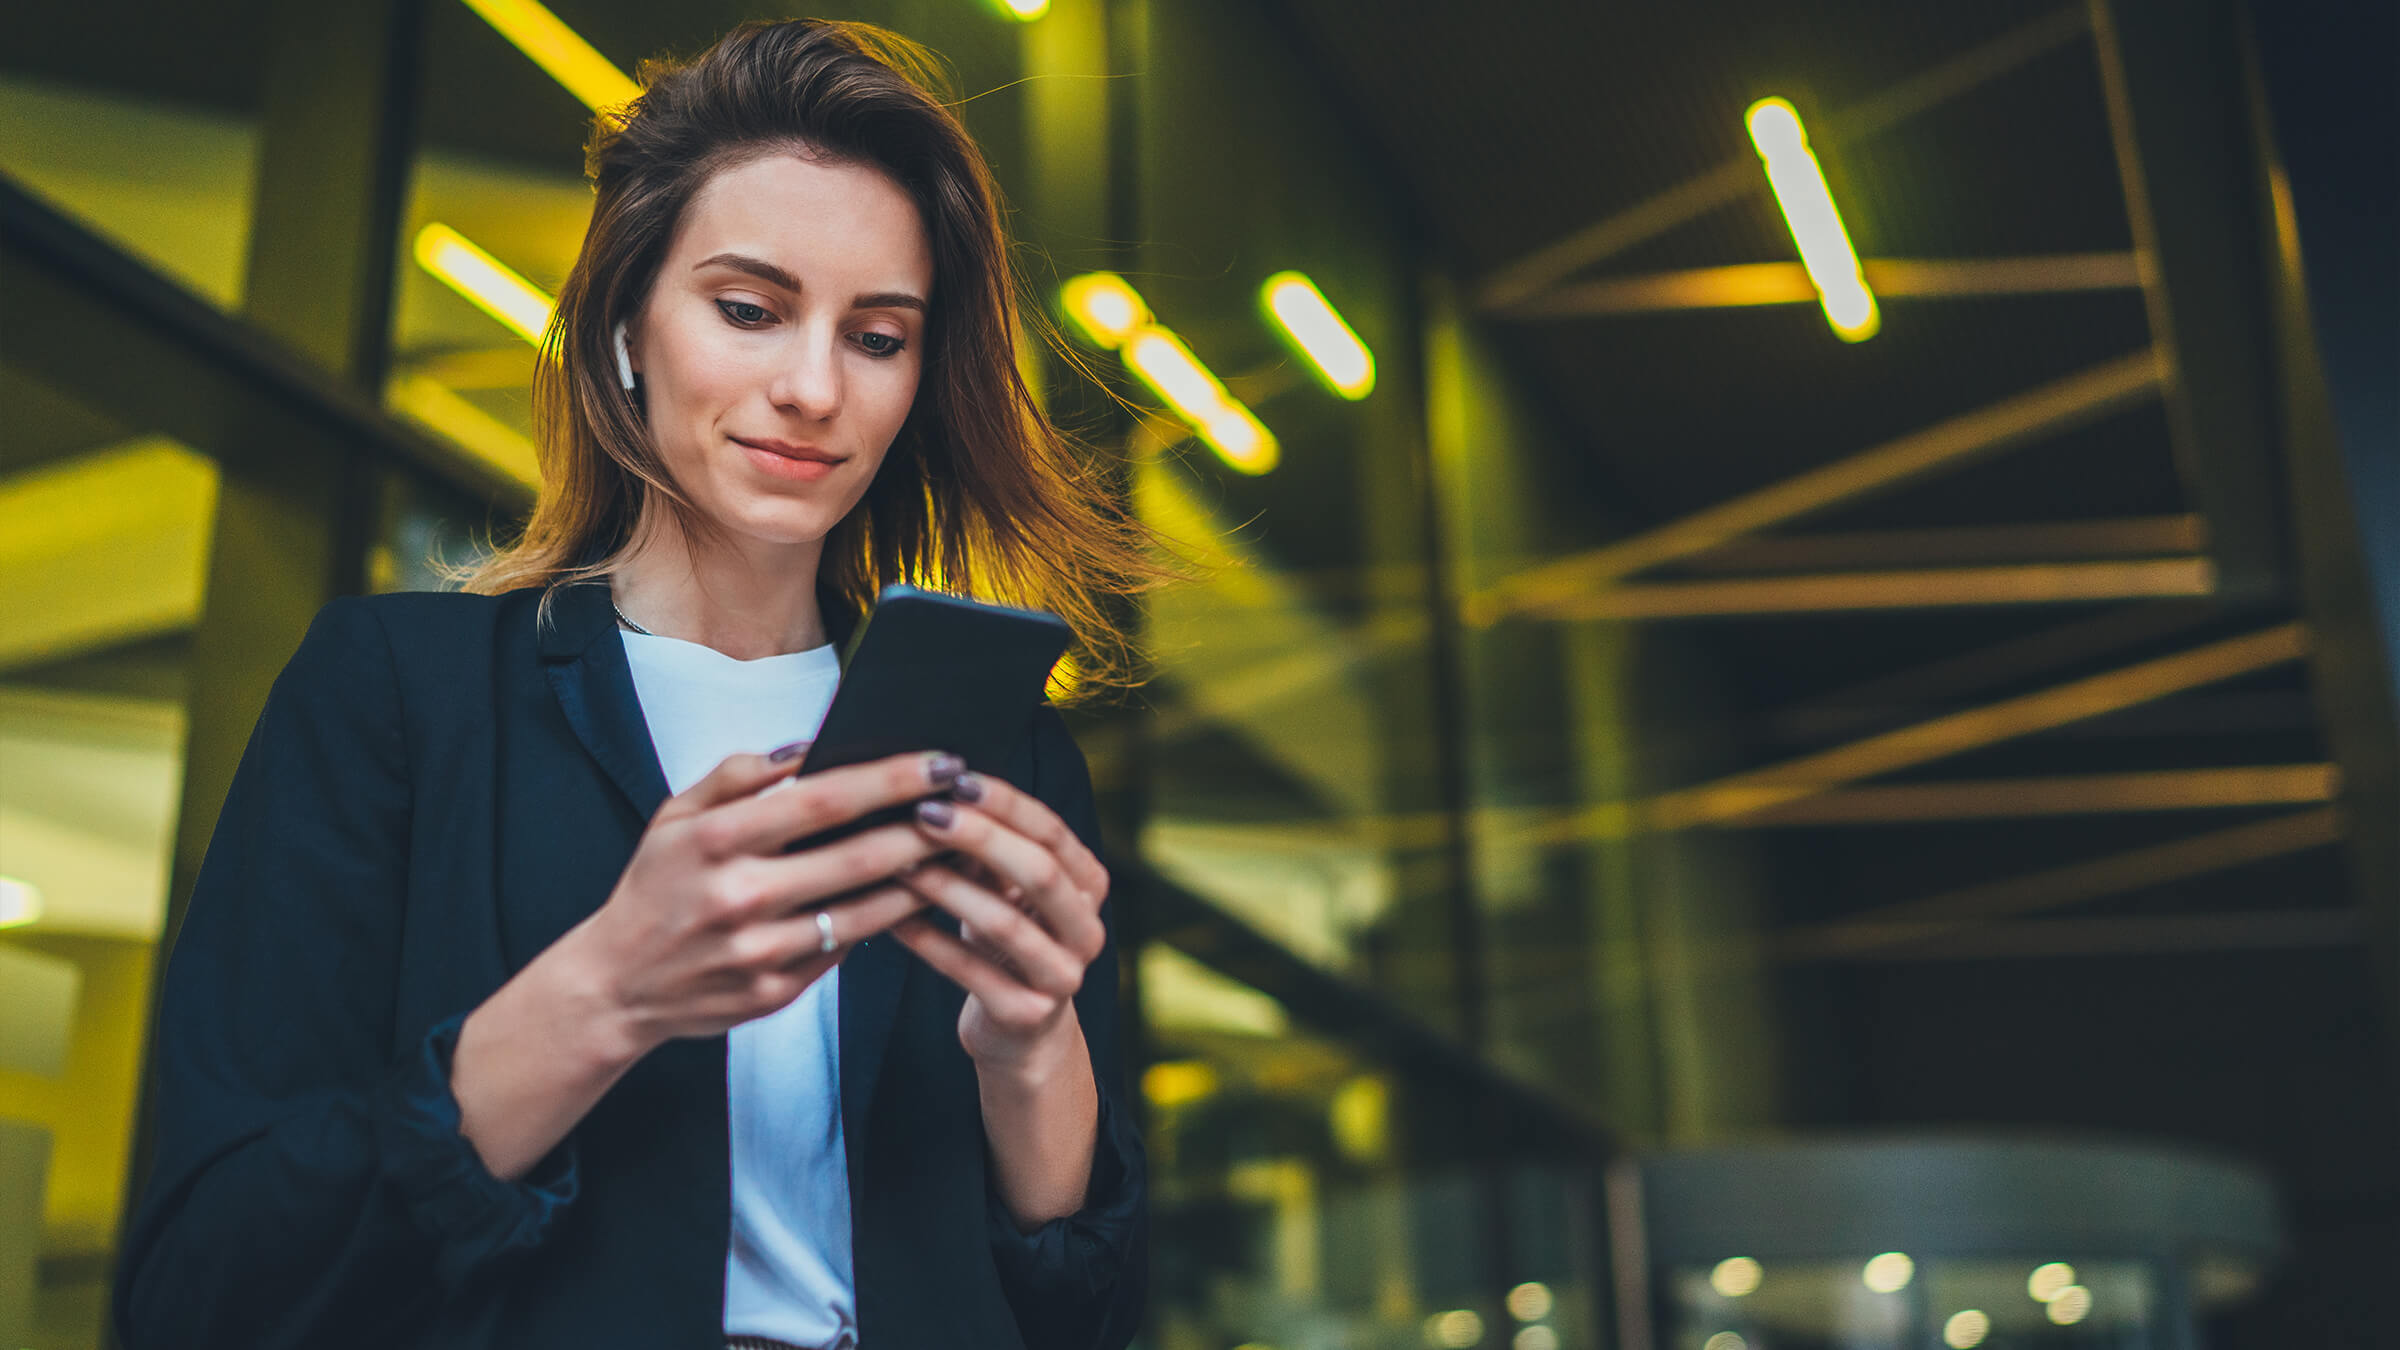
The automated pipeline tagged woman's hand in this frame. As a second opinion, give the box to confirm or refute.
[886,772,1111,1076]
[564,744,970,1060]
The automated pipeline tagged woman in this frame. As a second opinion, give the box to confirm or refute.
[114,20,1157,1350]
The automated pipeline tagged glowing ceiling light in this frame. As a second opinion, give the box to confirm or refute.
[1122,327,1279,474]
[1062,272,1149,350]
[1862,1251,1916,1293]
[1505,1282,1553,1321]
[1261,270,1375,398]
[1942,1310,1991,1349]
[0,876,42,928]
[1745,97,1879,342]
[457,0,638,110]
[1423,1310,1485,1348]
[413,223,554,346]
[2028,1262,2078,1302]
[999,0,1051,18]
[1710,1257,1764,1297]
[2046,1285,2093,1325]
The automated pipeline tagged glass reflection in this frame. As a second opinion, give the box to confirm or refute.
[0,362,204,1348]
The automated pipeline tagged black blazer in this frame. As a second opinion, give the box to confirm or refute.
[112,578,1147,1350]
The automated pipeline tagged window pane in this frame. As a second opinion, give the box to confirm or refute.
[0,2,272,310]
[0,360,210,1347]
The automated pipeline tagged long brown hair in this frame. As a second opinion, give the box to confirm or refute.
[453,18,1168,697]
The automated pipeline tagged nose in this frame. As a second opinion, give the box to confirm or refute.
[766,325,842,423]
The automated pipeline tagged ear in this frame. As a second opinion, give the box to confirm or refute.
[612,321,639,391]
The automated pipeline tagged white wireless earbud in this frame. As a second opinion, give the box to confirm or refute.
[612,321,637,391]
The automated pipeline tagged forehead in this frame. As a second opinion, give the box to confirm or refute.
[672,151,933,288]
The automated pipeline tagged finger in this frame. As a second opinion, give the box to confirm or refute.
[696,750,966,859]
[653,741,811,825]
[943,772,1110,901]
[729,821,947,920]
[897,865,1084,998]
[889,917,1056,1027]
[910,800,1106,961]
[746,882,930,967]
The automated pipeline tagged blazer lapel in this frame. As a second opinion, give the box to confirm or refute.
[539,578,672,822]
[538,572,908,1186]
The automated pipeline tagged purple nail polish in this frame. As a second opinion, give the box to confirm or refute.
[926,753,965,787]
[917,798,956,829]
[770,739,810,763]
[949,772,985,804]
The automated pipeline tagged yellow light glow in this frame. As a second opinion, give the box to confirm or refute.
[1505,1282,1553,1321]
[1000,0,1051,17]
[457,0,638,110]
[1745,97,1879,342]
[1261,270,1375,398]
[413,223,554,346]
[2028,1262,2078,1302]
[1423,1310,1485,1348]
[1061,272,1149,350]
[1710,1257,1764,1297]
[1862,1251,1916,1293]
[0,876,42,929]
[1123,328,1280,474]
[1511,1328,1558,1350]
[1943,1310,1991,1348]
[2047,1285,2092,1325]
[1703,1334,1748,1350]
[1140,1059,1217,1109]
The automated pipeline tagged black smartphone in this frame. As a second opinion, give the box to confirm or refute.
[780,584,1073,854]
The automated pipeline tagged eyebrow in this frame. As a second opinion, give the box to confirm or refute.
[694,252,927,313]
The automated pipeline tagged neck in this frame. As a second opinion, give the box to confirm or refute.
[608,509,832,660]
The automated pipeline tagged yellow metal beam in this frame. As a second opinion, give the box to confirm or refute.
[1638,623,2306,831]
[1502,624,2308,844]
[1500,253,2142,319]
[1466,350,2166,626]
[1475,7,2091,310]
[1676,516,2203,574]
[1524,557,2213,621]
[1741,764,2337,826]
[1775,807,2346,960]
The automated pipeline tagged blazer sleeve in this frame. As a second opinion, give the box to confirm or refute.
[984,705,1150,1350]
[113,597,582,1350]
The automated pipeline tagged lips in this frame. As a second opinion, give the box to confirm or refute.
[735,436,846,483]
[732,436,845,465]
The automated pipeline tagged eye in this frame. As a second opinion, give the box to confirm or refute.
[855,331,907,358]
[715,299,773,327]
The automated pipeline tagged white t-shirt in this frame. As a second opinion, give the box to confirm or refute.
[618,628,854,1347]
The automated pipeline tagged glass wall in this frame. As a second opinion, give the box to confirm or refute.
[1,2,1800,1346]
[0,368,207,1344]
[0,3,271,311]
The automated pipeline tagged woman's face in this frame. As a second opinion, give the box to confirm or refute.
[624,151,935,551]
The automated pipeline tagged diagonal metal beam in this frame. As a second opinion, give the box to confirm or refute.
[1774,806,2346,960]
[1499,253,2141,319]
[1782,908,2360,962]
[1464,350,2166,627]
[1739,764,2336,826]
[1677,515,2203,574]
[1762,601,2221,748]
[1505,624,2308,845]
[1641,623,2306,831]
[1476,7,2092,310]
[1523,557,2213,621]
[2093,0,2288,602]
